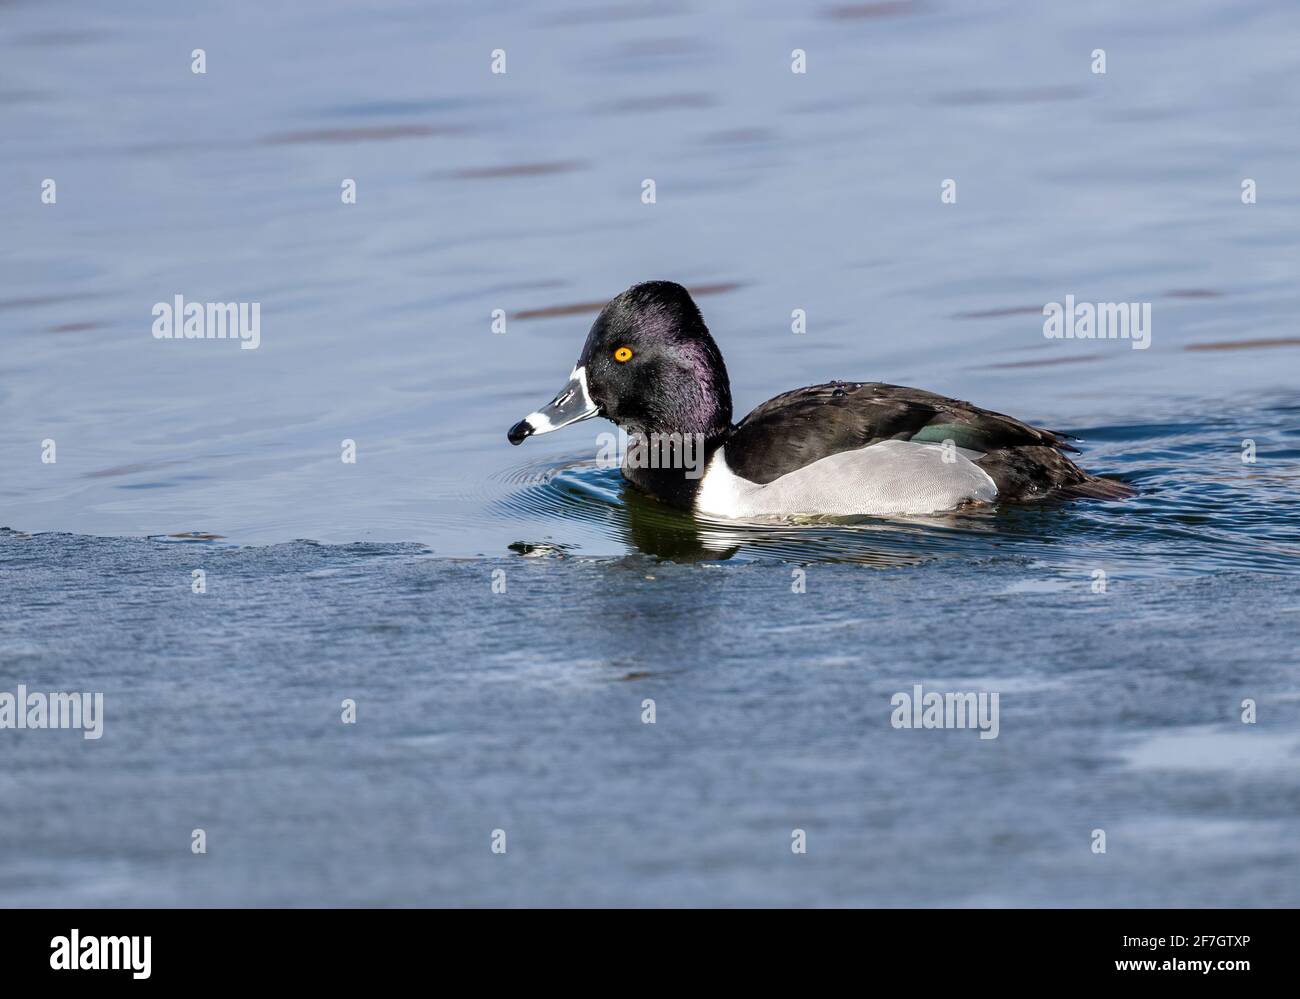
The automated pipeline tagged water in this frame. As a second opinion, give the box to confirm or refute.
[1,0,1298,906]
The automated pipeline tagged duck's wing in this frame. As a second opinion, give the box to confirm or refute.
[726,382,1069,482]
[726,382,1132,500]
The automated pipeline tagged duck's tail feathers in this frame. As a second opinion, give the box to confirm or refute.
[1054,475,1138,500]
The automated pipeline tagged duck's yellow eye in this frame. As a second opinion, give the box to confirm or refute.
[613,346,633,363]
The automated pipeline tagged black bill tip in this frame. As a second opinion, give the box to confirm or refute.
[507,420,534,445]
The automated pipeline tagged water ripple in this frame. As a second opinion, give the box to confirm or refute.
[491,410,1300,572]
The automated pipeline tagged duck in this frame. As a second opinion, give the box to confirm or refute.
[506,281,1134,518]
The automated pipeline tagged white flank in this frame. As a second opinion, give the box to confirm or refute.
[695,439,998,518]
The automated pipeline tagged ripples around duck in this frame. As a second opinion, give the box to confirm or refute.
[493,403,1300,573]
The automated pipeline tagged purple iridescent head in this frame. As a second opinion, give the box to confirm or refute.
[507,281,733,445]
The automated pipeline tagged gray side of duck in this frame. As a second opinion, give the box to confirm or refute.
[723,381,1135,502]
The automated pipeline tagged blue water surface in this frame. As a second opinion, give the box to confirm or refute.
[1,0,1298,906]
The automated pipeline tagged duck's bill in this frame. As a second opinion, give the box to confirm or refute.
[507,366,600,445]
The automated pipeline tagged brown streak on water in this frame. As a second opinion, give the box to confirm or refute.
[982,355,1107,370]
[438,161,586,180]
[262,124,464,145]
[1166,289,1223,299]
[701,128,776,145]
[512,282,744,320]
[1186,338,1300,351]
[0,293,100,311]
[617,37,704,57]
[951,305,1043,319]
[85,460,188,479]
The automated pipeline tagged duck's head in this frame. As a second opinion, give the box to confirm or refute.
[507,281,733,445]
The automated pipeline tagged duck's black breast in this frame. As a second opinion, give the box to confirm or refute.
[723,381,1081,491]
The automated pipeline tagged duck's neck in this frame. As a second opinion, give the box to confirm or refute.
[620,426,733,509]
[619,335,734,508]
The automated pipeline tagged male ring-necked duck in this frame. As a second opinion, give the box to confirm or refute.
[507,281,1134,517]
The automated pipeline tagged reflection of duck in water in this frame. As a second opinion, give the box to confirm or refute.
[508,282,1135,517]
[616,481,739,562]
